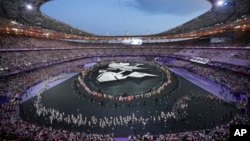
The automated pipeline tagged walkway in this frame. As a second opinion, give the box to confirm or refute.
[20,62,96,103]
[21,73,78,103]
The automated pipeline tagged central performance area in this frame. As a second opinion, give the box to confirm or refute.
[84,62,167,97]
[19,61,242,137]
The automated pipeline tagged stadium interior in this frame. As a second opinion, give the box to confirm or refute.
[0,0,250,140]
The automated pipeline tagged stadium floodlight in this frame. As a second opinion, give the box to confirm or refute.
[217,0,224,6]
[26,4,33,10]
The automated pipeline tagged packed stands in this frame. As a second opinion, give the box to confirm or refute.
[0,0,250,140]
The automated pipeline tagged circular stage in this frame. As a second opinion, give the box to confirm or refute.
[83,62,168,98]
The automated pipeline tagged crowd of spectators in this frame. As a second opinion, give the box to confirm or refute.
[0,100,114,140]
[184,63,249,94]
[162,59,249,95]
[175,48,250,67]
[0,33,249,140]
[0,33,183,76]
[208,61,250,75]
[1,33,250,78]
[232,50,250,60]
[0,92,242,141]
[0,57,94,97]
[0,33,249,100]
[129,114,250,141]
[0,62,116,140]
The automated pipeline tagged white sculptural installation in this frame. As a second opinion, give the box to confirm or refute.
[97,62,158,82]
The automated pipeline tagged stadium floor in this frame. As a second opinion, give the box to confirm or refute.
[19,70,242,137]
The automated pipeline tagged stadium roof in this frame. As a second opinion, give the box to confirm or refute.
[0,0,250,38]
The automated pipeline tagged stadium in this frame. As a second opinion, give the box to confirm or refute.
[0,0,250,140]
